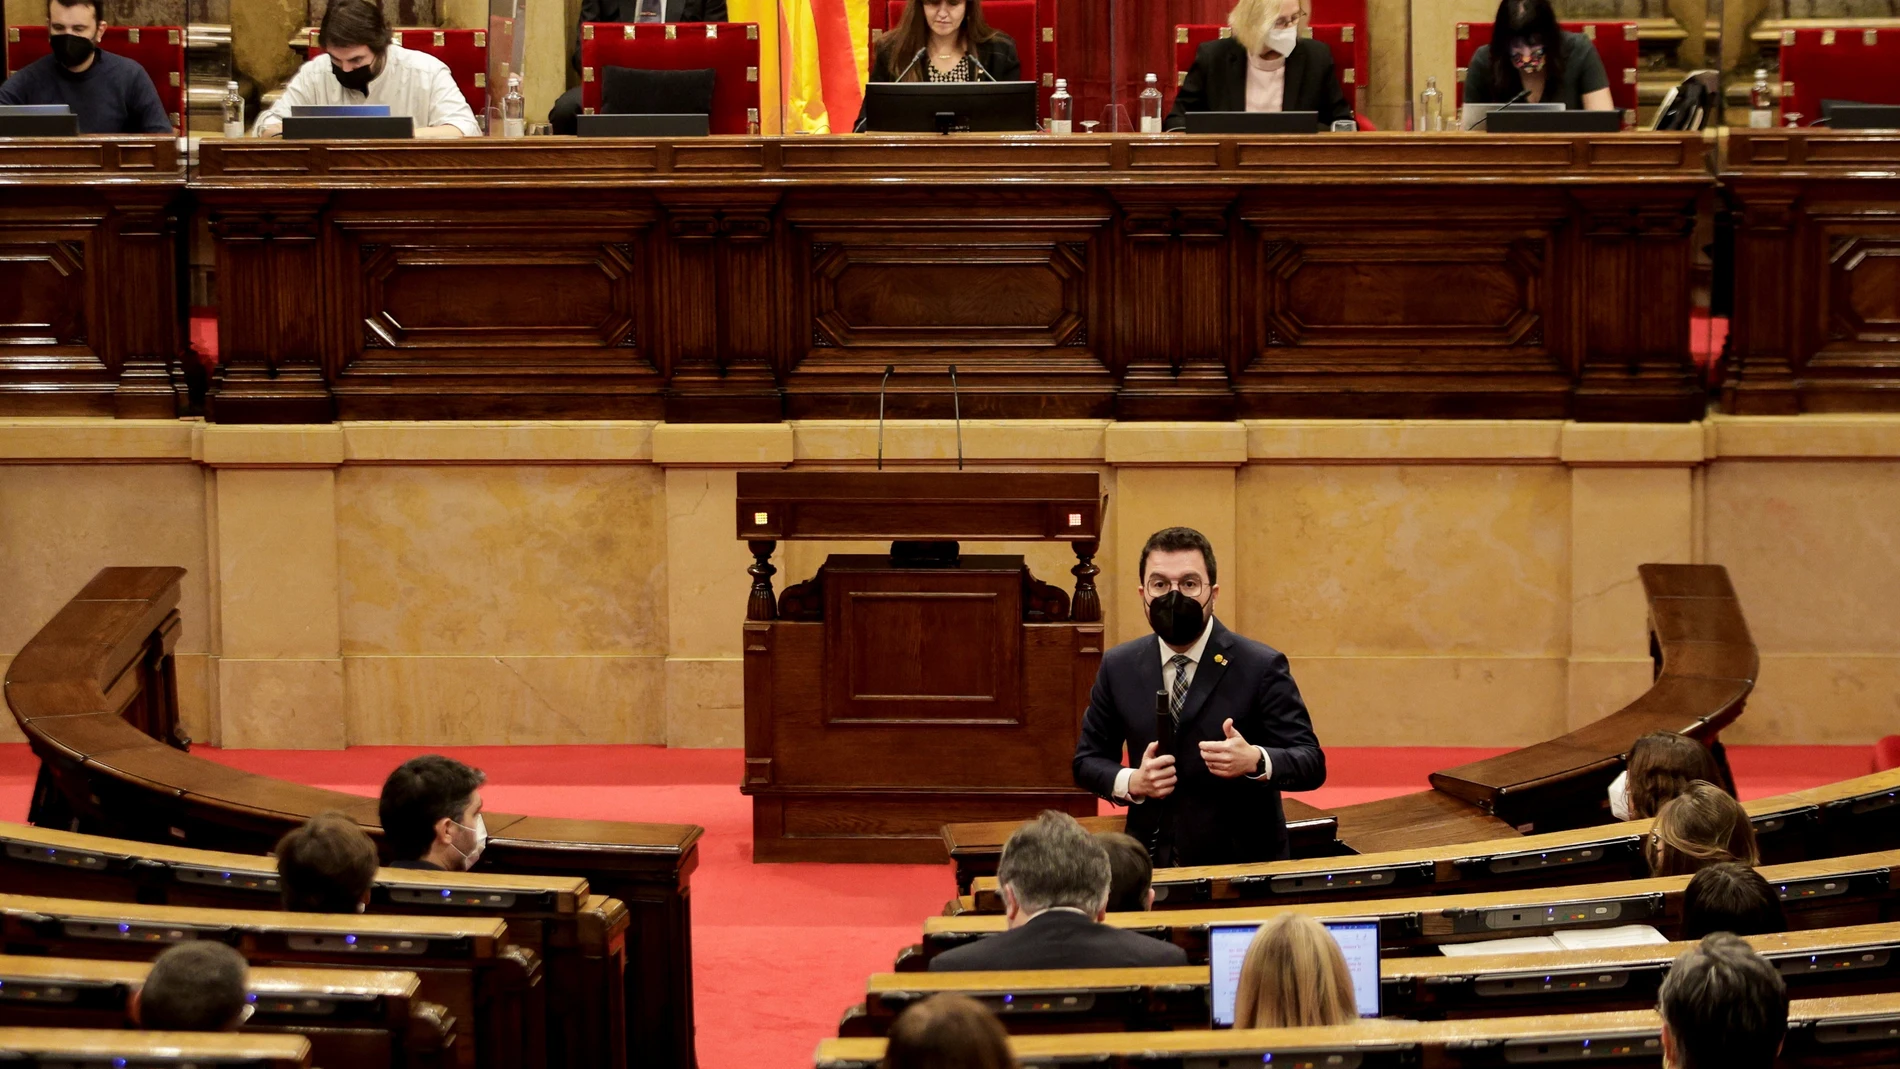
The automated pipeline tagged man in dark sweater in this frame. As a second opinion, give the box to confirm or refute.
[0,0,172,134]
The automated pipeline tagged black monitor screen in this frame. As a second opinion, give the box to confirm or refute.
[861,81,1039,133]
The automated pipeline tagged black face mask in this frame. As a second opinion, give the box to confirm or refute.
[1147,590,1207,647]
[332,59,377,93]
[51,33,96,69]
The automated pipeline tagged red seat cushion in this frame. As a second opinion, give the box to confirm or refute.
[303,26,490,117]
[580,22,762,135]
[1777,27,1900,126]
[1454,21,1638,122]
[872,0,1057,119]
[6,25,186,132]
[1170,23,1367,123]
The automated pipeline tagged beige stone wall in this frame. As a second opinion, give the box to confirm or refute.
[4,415,1898,750]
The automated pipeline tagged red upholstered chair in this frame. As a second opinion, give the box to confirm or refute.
[580,22,762,134]
[6,25,187,132]
[1170,23,1372,127]
[1454,21,1638,126]
[303,26,490,116]
[871,0,1057,119]
[1777,27,1900,126]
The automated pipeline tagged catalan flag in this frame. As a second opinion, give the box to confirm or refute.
[777,0,870,133]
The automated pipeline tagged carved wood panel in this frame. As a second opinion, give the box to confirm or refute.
[0,233,91,352]
[811,243,1087,350]
[1819,231,1900,360]
[358,244,640,353]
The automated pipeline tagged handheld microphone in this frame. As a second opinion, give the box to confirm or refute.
[1150,689,1176,867]
[894,47,928,83]
[967,52,998,83]
[948,365,963,470]
[1469,89,1529,130]
[876,364,895,470]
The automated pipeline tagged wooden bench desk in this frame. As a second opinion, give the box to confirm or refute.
[0,954,452,1069]
[0,893,535,1069]
[0,1027,311,1067]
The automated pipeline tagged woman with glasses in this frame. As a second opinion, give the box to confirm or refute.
[1165,0,1354,131]
[1464,0,1614,111]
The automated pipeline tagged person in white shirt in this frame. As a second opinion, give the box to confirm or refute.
[254,0,479,139]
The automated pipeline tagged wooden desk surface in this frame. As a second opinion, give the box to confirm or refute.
[0,136,183,185]
[0,892,510,943]
[0,1027,311,1061]
[0,953,420,999]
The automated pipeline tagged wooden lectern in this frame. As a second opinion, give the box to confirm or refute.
[736,472,1106,863]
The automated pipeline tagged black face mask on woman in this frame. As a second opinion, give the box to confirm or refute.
[50,33,97,70]
[332,58,377,93]
[1147,590,1208,647]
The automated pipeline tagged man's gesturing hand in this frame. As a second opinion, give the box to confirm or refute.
[1200,718,1263,779]
[1128,741,1177,800]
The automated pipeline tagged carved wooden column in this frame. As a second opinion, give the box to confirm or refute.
[1111,189,1238,420]
[657,192,786,423]
[203,193,336,423]
[1720,183,1804,415]
[1070,539,1102,624]
[109,189,184,418]
[1569,187,1707,422]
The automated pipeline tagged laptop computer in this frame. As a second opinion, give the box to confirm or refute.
[1822,102,1900,131]
[1209,920,1382,1027]
[1184,110,1318,134]
[0,104,79,137]
[577,113,711,137]
[1461,101,1563,130]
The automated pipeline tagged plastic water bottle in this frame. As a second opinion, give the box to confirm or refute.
[1050,78,1073,134]
[221,81,244,138]
[1139,73,1163,133]
[1748,69,1774,129]
[1419,75,1443,132]
[503,74,526,138]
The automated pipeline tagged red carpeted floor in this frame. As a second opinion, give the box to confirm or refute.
[0,741,1872,1067]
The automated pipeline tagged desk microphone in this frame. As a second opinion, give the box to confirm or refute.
[894,47,928,82]
[876,364,895,470]
[1469,89,1530,130]
[948,365,964,469]
[967,52,998,83]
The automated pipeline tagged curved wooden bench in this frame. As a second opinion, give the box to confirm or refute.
[941,563,1758,888]
[0,1028,313,1068]
[4,567,698,1069]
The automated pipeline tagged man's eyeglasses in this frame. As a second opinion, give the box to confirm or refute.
[1145,576,1207,598]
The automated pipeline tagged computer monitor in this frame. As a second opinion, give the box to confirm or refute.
[577,113,711,137]
[281,116,415,139]
[0,104,79,137]
[1483,109,1623,133]
[1460,101,1563,130]
[290,105,393,117]
[1208,920,1382,1028]
[1184,111,1319,134]
[1822,102,1900,131]
[861,81,1039,133]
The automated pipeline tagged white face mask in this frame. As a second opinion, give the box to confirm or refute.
[1608,771,1633,822]
[1266,24,1299,57]
[449,814,487,870]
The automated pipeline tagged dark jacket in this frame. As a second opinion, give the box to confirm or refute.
[855,33,1021,131]
[1165,36,1352,131]
[572,0,732,72]
[1073,618,1325,866]
[929,909,1190,972]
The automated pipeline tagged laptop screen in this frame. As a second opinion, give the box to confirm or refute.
[1208,920,1382,1027]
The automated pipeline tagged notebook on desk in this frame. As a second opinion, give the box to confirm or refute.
[1436,924,1670,956]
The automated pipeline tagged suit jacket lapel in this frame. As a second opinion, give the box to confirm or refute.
[1283,41,1311,111]
[1217,40,1247,112]
[1177,622,1234,730]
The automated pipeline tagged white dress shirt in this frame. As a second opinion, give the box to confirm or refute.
[254,43,481,138]
[1114,620,1272,803]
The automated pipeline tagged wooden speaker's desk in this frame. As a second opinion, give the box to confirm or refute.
[189,132,1711,424]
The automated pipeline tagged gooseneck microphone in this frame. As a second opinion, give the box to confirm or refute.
[967,52,998,83]
[876,364,895,470]
[1469,88,1530,130]
[894,47,928,82]
[948,365,963,470]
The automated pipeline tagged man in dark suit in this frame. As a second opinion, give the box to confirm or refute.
[1073,527,1325,867]
[548,0,730,134]
[1165,0,1353,131]
[929,812,1189,972]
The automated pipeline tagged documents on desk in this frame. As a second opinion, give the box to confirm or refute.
[1438,924,1671,956]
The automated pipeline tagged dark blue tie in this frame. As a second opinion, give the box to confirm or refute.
[1168,654,1191,724]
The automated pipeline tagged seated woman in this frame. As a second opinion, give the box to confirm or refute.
[1464,0,1614,113]
[1608,731,1726,821]
[1233,914,1358,1029]
[1648,781,1760,878]
[858,0,1020,130]
[1165,0,1354,131]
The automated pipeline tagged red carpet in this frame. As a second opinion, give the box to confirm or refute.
[0,741,1871,1067]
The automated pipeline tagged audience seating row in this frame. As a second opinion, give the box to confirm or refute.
[911,847,1900,967]
[846,921,1900,1036]
[817,991,1900,1068]
[0,1027,313,1067]
[0,819,627,1069]
[961,767,1900,912]
[4,566,699,1069]
[0,892,537,1069]
[944,564,1757,889]
[0,954,453,1069]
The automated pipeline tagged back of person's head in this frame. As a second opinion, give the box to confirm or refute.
[1682,863,1786,940]
[1097,832,1154,912]
[1232,914,1357,1029]
[995,811,1110,917]
[136,942,249,1031]
[319,0,393,52]
[1649,781,1759,878]
[1627,732,1725,819]
[882,994,1015,1069]
[275,812,380,913]
[378,754,486,861]
[1658,932,1787,1069]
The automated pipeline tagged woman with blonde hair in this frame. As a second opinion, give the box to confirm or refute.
[1166,0,1353,131]
[1233,913,1358,1029]
[1648,781,1759,878]
[883,994,1015,1069]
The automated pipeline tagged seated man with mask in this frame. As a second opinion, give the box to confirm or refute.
[378,754,488,871]
[547,0,729,135]
[252,0,480,139]
[0,0,172,134]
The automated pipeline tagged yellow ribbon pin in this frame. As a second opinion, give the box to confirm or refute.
[1214,654,1228,666]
